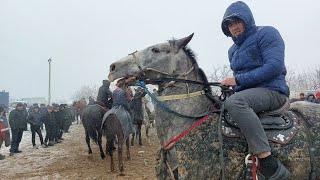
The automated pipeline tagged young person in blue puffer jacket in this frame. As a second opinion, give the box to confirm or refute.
[220,1,291,179]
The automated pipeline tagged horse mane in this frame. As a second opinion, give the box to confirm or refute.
[182,46,209,84]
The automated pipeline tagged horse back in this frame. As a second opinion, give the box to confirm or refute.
[290,101,320,178]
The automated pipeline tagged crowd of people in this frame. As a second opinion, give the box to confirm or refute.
[290,90,320,103]
[0,102,75,160]
[0,78,155,161]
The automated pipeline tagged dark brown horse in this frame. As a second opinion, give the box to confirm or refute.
[81,104,108,159]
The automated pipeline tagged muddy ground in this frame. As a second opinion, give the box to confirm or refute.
[0,123,160,180]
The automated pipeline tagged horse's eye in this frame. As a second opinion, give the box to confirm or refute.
[151,48,160,53]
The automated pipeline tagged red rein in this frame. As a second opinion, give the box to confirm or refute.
[163,115,210,151]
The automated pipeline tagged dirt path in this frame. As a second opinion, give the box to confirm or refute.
[0,124,160,180]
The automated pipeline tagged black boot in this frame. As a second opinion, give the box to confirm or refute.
[259,155,291,180]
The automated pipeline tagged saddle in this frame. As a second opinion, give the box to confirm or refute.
[221,98,300,144]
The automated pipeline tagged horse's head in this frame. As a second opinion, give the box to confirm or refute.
[108,33,196,82]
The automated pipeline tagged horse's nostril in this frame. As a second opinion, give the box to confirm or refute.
[110,64,116,72]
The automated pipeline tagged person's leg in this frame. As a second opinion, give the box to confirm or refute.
[31,125,36,147]
[10,129,18,153]
[47,128,54,146]
[44,125,49,144]
[16,129,24,152]
[35,126,44,145]
[224,88,289,178]
[224,88,286,154]
[59,129,63,140]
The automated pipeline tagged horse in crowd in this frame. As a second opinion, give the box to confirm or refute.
[82,101,132,175]
[73,99,87,124]
[107,34,320,179]
[81,104,108,159]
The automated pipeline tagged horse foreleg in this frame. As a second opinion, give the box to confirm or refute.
[146,125,149,138]
[118,139,125,176]
[126,138,131,160]
[98,131,105,159]
[85,130,92,154]
[138,123,142,146]
[131,133,135,146]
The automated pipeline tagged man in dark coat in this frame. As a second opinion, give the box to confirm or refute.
[27,106,46,148]
[39,103,47,130]
[129,87,146,145]
[43,106,56,146]
[9,103,28,155]
[54,104,65,141]
[62,104,73,133]
[221,1,291,179]
[52,104,61,143]
[97,80,113,109]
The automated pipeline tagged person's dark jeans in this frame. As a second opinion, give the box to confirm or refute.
[224,88,287,154]
[31,125,44,146]
[10,128,24,152]
[44,125,53,143]
[58,129,63,139]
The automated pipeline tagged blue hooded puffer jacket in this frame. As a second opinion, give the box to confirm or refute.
[221,1,290,96]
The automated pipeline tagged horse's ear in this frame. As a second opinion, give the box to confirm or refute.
[174,33,194,51]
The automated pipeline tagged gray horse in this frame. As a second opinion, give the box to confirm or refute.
[108,34,320,179]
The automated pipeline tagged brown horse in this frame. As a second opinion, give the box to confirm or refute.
[107,34,320,179]
[73,99,87,124]
[101,106,131,176]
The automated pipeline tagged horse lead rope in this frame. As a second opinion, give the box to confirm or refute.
[136,80,210,119]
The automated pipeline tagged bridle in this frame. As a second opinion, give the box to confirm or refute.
[128,50,195,79]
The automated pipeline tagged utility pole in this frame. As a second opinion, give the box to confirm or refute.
[48,58,52,105]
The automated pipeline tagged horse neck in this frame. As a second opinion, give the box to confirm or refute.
[154,67,215,148]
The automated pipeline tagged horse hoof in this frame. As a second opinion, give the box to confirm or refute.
[119,172,125,176]
[101,155,106,159]
[88,151,92,154]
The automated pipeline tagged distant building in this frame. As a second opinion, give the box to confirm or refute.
[0,90,9,107]
[20,97,47,105]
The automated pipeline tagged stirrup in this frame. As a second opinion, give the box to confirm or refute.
[245,154,259,180]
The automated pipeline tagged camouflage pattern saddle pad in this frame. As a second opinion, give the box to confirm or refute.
[221,111,300,144]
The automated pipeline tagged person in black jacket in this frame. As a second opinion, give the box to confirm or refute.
[43,105,56,146]
[27,106,46,148]
[97,80,113,109]
[9,103,28,155]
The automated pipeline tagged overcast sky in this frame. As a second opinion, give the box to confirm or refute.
[1,0,319,102]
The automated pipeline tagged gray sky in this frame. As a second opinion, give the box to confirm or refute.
[1,0,319,102]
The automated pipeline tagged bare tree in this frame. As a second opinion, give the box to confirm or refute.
[207,64,232,82]
[72,85,99,101]
[207,65,232,94]
[286,66,320,98]
[206,65,320,98]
